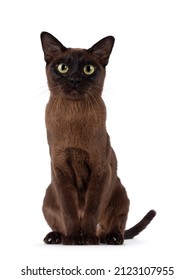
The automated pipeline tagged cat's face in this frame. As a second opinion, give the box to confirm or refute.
[41,32,115,100]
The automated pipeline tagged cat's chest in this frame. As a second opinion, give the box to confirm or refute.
[47,113,106,151]
[45,98,106,149]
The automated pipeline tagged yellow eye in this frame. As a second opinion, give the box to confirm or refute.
[57,63,69,73]
[83,64,95,75]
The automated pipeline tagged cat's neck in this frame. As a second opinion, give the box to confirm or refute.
[45,94,107,149]
[46,93,106,122]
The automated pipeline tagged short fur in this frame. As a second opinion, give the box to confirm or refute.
[40,32,156,245]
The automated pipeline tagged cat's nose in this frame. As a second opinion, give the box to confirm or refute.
[69,73,81,86]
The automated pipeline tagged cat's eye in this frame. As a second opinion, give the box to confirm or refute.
[83,64,95,75]
[57,63,69,73]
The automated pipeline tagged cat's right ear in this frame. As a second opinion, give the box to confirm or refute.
[40,32,66,63]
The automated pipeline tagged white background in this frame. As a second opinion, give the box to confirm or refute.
[0,0,195,279]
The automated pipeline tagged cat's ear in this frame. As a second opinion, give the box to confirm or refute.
[40,32,66,63]
[88,36,115,67]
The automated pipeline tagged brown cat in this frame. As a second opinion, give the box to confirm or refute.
[40,32,156,245]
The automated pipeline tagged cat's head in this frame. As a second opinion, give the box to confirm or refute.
[40,32,115,100]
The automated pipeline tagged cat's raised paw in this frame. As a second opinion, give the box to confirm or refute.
[44,231,63,244]
[105,231,124,245]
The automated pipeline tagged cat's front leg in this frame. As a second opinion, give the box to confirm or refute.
[52,166,81,245]
[79,171,109,245]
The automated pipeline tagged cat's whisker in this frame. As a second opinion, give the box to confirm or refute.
[47,91,62,118]
[86,92,97,114]
[36,84,48,90]
[34,84,72,104]
[87,94,97,117]
[33,84,49,101]
[57,91,65,111]
[91,95,100,114]
[88,89,102,113]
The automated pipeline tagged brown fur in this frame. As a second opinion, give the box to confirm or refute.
[40,32,156,245]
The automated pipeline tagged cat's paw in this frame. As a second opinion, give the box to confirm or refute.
[62,234,79,245]
[44,231,64,244]
[105,231,124,245]
[79,231,100,245]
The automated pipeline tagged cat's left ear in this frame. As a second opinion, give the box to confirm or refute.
[40,32,66,63]
[88,36,115,67]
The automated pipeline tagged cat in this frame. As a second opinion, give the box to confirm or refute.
[40,32,156,245]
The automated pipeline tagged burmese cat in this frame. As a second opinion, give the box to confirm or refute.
[40,32,156,245]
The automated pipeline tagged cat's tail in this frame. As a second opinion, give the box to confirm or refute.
[124,210,156,239]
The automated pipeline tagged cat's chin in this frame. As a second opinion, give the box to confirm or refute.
[64,89,86,101]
